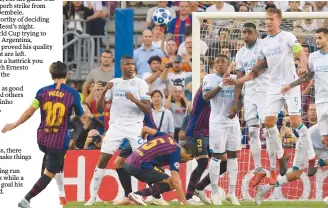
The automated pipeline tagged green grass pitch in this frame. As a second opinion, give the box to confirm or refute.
[64,201,327,208]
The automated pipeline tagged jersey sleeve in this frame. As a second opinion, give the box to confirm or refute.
[235,51,244,72]
[308,53,314,72]
[286,32,302,52]
[139,79,151,101]
[73,91,84,116]
[31,88,43,109]
[105,80,115,101]
[202,75,213,93]
[169,147,181,172]
[257,44,266,61]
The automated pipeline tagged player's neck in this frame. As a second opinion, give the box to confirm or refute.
[246,40,257,49]
[122,75,134,80]
[215,72,223,77]
[54,79,66,84]
[267,29,280,37]
[320,46,328,54]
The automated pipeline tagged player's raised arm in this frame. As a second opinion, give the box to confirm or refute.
[1,92,40,133]
[73,90,84,117]
[96,81,113,111]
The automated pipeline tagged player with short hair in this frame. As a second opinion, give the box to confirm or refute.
[125,126,198,206]
[2,61,84,208]
[203,54,241,205]
[84,56,151,206]
[225,8,316,187]
[234,22,271,186]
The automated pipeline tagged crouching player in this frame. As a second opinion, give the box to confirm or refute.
[125,126,198,205]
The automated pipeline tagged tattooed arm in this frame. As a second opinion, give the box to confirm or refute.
[281,71,314,95]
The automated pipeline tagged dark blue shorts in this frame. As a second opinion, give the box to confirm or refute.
[38,144,66,174]
[124,163,168,184]
[186,136,209,157]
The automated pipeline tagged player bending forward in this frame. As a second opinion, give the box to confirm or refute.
[2,62,84,208]
[203,54,241,205]
[125,126,198,206]
[234,22,272,186]
[85,56,151,206]
[225,8,315,186]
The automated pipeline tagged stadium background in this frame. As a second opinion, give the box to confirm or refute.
[62,1,328,203]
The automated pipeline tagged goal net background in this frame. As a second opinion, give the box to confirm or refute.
[191,12,328,201]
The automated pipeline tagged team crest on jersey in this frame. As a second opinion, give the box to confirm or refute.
[131,80,136,86]
[174,162,180,169]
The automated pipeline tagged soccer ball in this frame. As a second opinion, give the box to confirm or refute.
[152,8,172,27]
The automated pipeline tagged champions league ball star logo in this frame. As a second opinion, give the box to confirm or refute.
[131,80,136,86]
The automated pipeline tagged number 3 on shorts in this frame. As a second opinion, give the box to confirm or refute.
[197,138,202,148]
[294,97,298,106]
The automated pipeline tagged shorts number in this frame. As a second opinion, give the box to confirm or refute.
[197,139,202,148]
[43,101,66,133]
[294,97,299,106]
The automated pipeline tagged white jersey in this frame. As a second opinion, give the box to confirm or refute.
[258,31,299,87]
[203,73,239,125]
[105,77,150,125]
[308,50,328,104]
[309,124,325,149]
[236,39,269,94]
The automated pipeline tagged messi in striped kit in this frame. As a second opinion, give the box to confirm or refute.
[2,61,84,208]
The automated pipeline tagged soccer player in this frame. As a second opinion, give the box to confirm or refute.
[84,56,151,206]
[234,22,271,186]
[184,84,228,204]
[113,112,169,206]
[125,126,198,206]
[203,54,241,205]
[225,8,315,184]
[1,61,84,208]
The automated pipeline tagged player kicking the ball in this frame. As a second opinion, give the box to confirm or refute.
[84,56,151,206]
[234,22,271,186]
[225,8,315,189]
[2,62,84,208]
[125,126,197,206]
[203,54,241,206]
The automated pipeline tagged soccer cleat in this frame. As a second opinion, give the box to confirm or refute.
[210,193,222,205]
[250,171,266,187]
[278,152,290,176]
[18,199,30,208]
[308,157,318,177]
[128,192,147,206]
[149,197,170,206]
[255,184,272,205]
[226,193,241,206]
[60,197,67,205]
[324,196,328,205]
[269,170,277,185]
[84,197,96,206]
[187,198,204,205]
[194,189,211,204]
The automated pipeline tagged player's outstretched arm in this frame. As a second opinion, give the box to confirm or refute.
[228,71,244,119]
[96,81,113,111]
[202,85,223,101]
[1,106,37,133]
[171,170,188,205]
[281,71,314,95]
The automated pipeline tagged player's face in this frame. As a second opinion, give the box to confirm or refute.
[315,32,328,49]
[242,27,257,45]
[121,59,135,77]
[214,57,229,75]
[265,13,281,32]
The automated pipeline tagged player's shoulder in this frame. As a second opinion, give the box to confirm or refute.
[36,84,53,94]
[309,123,319,134]
[309,50,322,59]
[62,84,80,95]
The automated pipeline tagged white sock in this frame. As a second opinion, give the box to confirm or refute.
[55,172,65,197]
[90,167,106,199]
[249,127,261,169]
[277,175,288,187]
[209,157,221,194]
[264,128,276,170]
[295,123,315,160]
[266,125,284,159]
[227,158,238,195]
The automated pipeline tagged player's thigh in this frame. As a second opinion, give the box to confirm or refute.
[316,103,328,137]
[124,163,168,184]
[244,94,260,125]
[255,92,267,124]
[293,139,308,170]
[119,143,133,158]
[101,123,126,155]
[125,123,144,151]
[226,124,242,152]
[45,149,67,174]
[285,85,301,116]
[265,94,285,117]
[209,124,228,154]
[188,136,209,157]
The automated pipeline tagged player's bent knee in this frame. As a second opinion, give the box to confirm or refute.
[227,151,237,159]
[264,117,276,129]
[97,153,112,169]
[114,156,125,169]
[290,115,302,128]
[159,177,174,190]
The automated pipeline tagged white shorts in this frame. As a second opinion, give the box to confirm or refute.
[265,85,301,117]
[101,122,144,155]
[244,92,266,125]
[316,103,328,136]
[209,123,241,154]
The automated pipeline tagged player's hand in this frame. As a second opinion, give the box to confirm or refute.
[125,92,137,102]
[223,77,237,85]
[297,67,307,75]
[223,72,230,79]
[1,123,17,133]
[104,82,114,92]
[228,104,238,119]
[322,137,328,148]
[281,84,292,96]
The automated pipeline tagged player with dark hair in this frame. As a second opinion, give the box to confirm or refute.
[2,61,84,208]
[125,127,197,206]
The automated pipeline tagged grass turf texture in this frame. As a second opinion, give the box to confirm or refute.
[63,201,326,208]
